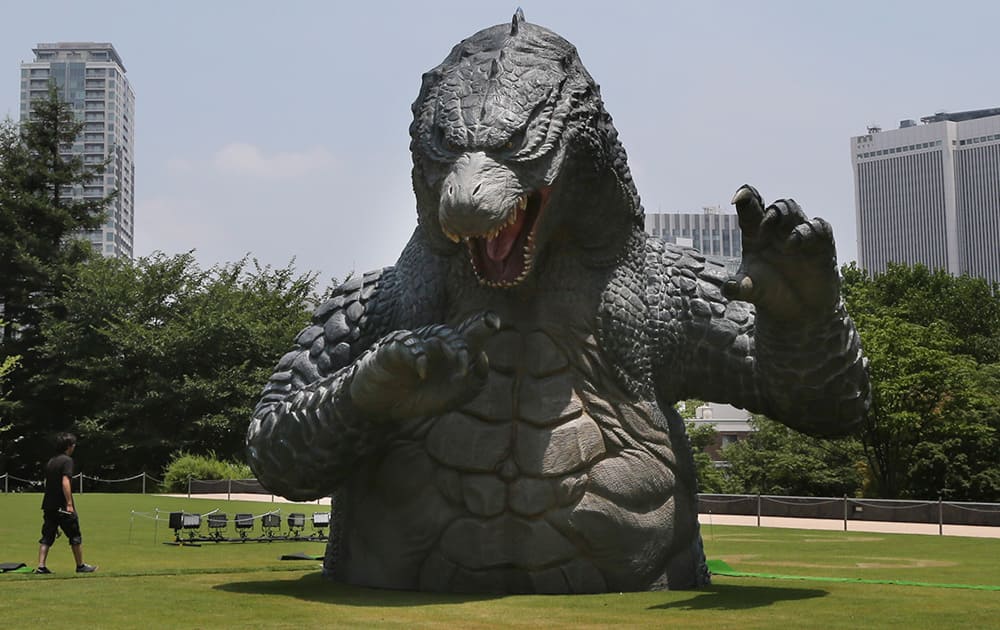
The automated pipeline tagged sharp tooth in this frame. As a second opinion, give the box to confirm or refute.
[443,229,460,243]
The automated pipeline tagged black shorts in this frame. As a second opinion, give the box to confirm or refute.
[39,509,82,546]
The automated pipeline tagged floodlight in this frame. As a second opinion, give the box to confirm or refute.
[288,513,306,529]
[261,512,281,539]
[261,513,280,529]
[312,512,331,528]
[168,512,184,531]
[234,513,254,540]
[207,513,228,540]
[235,513,254,529]
[182,513,201,529]
[208,513,227,529]
[310,512,331,540]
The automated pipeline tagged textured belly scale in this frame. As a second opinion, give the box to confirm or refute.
[348,326,681,593]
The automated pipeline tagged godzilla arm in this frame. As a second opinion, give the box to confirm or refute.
[651,242,869,437]
[246,231,448,500]
[246,268,399,500]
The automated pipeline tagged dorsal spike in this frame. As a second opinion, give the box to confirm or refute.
[511,8,525,35]
[490,57,501,80]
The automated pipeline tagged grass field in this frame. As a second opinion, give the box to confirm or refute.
[1,493,998,629]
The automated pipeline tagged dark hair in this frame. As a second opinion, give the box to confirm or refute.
[55,432,77,453]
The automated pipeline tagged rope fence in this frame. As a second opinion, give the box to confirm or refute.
[699,493,1000,532]
[0,472,321,503]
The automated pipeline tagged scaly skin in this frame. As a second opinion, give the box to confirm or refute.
[246,13,869,593]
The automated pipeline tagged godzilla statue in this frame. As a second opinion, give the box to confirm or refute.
[246,11,869,593]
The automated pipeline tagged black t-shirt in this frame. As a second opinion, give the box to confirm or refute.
[41,453,74,510]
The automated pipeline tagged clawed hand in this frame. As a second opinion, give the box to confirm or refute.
[349,311,501,421]
[723,185,840,322]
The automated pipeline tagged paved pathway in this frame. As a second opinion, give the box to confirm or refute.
[699,513,1000,539]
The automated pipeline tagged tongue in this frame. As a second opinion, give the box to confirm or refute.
[485,208,525,262]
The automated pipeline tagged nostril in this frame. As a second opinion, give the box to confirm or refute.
[448,185,454,197]
[473,183,482,197]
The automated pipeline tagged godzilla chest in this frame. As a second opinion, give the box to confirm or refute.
[419,326,625,514]
[349,326,681,592]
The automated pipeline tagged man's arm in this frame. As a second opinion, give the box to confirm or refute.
[62,475,74,513]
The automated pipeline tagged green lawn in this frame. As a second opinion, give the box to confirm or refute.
[1,493,998,629]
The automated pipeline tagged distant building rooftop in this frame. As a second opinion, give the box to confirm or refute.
[919,107,1000,124]
[32,42,126,72]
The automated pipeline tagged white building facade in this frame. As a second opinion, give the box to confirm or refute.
[19,42,135,259]
[645,207,742,272]
[851,109,1000,284]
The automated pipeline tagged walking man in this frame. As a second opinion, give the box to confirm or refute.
[35,433,97,574]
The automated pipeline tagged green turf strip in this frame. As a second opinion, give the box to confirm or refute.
[707,559,1000,592]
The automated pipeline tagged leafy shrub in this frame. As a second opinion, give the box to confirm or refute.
[161,451,253,492]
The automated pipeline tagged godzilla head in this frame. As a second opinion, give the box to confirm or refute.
[410,10,643,288]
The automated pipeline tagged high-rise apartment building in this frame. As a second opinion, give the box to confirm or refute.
[19,42,135,258]
[851,108,1000,284]
[645,207,742,272]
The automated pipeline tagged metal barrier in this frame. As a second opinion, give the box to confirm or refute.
[699,493,1000,532]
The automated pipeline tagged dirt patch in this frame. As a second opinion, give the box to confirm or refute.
[718,554,958,570]
[854,558,957,569]
[802,536,884,543]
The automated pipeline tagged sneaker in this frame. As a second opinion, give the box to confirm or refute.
[76,563,97,573]
[34,566,52,574]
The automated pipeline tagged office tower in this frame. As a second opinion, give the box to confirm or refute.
[851,108,1000,284]
[645,207,742,272]
[19,42,135,258]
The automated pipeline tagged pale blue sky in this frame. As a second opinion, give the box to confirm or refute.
[3,1,998,283]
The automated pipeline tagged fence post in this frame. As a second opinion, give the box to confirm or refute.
[843,495,848,532]
[79,473,84,495]
[187,475,192,499]
[228,478,232,501]
[3,473,7,493]
[938,496,943,536]
[142,472,146,495]
[756,493,761,527]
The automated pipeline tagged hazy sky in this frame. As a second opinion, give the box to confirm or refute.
[3,1,998,285]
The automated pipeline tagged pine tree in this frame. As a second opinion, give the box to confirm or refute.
[0,83,113,475]
[0,83,113,345]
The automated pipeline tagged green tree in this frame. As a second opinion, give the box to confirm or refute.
[843,263,1000,501]
[677,399,736,493]
[0,85,111,344]
[6,252,321,477]
[0,86,113,474]
[0,326,18,434]
[722,415,865,497]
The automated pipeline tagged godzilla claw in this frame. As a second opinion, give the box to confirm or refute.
[722,276,755,302]
[731,184,764,238]
[458,310,501,356]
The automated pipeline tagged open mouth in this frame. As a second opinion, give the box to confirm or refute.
[445,188,548,288]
